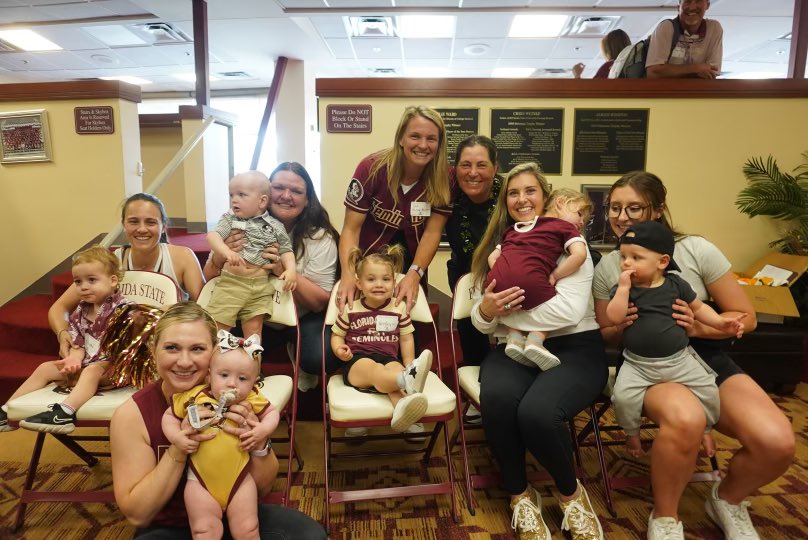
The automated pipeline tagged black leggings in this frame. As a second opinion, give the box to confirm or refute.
[479,329,608,497]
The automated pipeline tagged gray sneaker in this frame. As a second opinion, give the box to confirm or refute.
[705,481,760,539]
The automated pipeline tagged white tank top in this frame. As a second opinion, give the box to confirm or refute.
[115,244,189,301]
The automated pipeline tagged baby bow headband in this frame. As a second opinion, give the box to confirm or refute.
[216,329,263,359]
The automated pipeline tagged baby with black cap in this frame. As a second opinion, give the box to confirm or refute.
[605,221,746,458]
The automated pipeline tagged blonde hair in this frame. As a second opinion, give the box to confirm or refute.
[348,244,406,279]
[545,188,593,220]
[152,302,217,349]
[368,106,450,208]
[470,163,551,287]
[72,244,123,281]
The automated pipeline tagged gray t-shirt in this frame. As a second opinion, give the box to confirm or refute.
[611,273,697,358]
[593,235,732,303]
[646,18,723,71]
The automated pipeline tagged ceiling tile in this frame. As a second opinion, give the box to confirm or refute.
[150,43,197,65]
[553,37,602,59]
[35,2,117,20]
[395,0,458,6]
[276,0,329,7]
[596,0,677,7]
[70,48,139,68]
[735,39,790,64]
[500,38,556,59]
[0,52,59,71]
[352,37,401,59]
[113,45,179,67]
[43,26,110,50]
[402,38,451,60]
[324,38,356,59]
[310,17,348,39]
[450,58,497,69]
[454,13,512,39]
[0,6,53,24]
[96,0,155,17]
[325,0,394,7]
[28,50,95,70]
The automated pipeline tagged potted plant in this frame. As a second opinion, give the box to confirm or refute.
[736,151,808,320]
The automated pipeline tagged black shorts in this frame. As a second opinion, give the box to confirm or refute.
[690,338,745,386]
[343,352,400,390]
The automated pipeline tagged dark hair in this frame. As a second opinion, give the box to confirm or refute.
[609,171,683,236]
[453,134,498,168]
[601,29,631,61]
[268,162,340,262]
[121,193,169,243]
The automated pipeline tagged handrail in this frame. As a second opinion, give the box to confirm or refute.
[100,115,217,247]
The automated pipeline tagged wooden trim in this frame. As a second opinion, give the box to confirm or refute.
[178,105,236,127]
[316,78,808,99]
[139,114,181,129]
[251,56,288,170]
[789,0,808,79]
[0,80,141,103]
[192,0,211,106]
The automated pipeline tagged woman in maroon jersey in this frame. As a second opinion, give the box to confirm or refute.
[337,105,452,314]
[110,302,325,538]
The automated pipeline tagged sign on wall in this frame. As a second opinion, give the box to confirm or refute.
[573,109,649,175]
[326,104,372,133]
[74,106,115,134]
[435,108,479,159]
[490,108,563,174]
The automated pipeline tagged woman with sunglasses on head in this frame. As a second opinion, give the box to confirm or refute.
[592,171,793,540]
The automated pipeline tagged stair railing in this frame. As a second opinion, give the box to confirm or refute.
[99,115,217,248]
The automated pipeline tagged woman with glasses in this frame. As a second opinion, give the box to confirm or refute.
[592,171,793,540]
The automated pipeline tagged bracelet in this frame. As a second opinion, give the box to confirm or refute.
[166,445,187,464]
[478,306,494,322]
[250,439,272,457]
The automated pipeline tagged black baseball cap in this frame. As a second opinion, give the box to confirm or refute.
[619,221,681,272]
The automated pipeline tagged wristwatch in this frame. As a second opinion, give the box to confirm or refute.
[408,264,425,278]
[250,438,273,457]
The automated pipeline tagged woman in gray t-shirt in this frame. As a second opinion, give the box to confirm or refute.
[592,171,793,540]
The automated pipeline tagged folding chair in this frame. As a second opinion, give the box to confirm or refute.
[575,366,721,516]
[448,273,593,515]
[7,270,181,531]
[197,275,303,506]
[321,278,460,532]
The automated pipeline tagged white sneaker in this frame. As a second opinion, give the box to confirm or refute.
[647,512,684,540]
[297,370,319,392]
[505,333,527,362]
[705,481,760,539]
[390,394,427,432]
[402,350,432,395]
[522,339,560,371]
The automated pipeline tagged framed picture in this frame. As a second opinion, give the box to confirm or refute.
[0,109,52,163]
[581,184,618,249]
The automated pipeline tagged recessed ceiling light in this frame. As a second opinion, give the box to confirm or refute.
[397,16,455,39]
[509,15,569,38]
[174,73,220,82]
[100,75,152,85]
[0,29,62,51]
[463,43,490,56]
[492,67,534,78]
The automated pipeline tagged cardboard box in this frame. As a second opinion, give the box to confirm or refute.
[737,252,808,324]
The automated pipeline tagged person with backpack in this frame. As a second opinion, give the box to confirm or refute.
[646,0,722,79]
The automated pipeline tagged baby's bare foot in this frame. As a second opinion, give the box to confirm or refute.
[626,435,645,458]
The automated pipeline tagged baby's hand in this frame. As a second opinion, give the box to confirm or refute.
[548,272,557,286]
[225,250,244,267]
[279,270,297,291]
[171,427,202,455]
[618,269,635,288]
[720,313,747,339]
[239,419,269,451]
[335,344,353,361]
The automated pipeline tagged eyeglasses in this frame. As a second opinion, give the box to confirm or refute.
[607,204,649,219]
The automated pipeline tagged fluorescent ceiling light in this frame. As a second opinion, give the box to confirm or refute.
[100,75,152,85]
[83,25,148,47]
[397,16,455,39]
[174,73,220,82]
[509,15,569,38]
[492,67,534,78]
[0,29,61,51]
[405,66,449,78]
